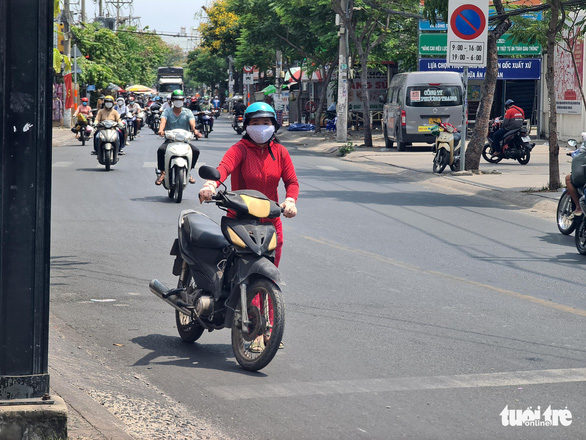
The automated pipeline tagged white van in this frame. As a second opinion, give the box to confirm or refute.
[380,72,464,151]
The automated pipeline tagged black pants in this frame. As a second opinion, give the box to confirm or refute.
[157,140,200,172]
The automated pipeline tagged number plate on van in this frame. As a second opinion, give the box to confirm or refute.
[429,117,441,124]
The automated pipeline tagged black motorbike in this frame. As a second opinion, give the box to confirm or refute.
[149,166,285,371]
[150,108,161,134]
[575,194,586,255]
[482,118,535,164]
[557,138,585,235]
[197,111,213,138]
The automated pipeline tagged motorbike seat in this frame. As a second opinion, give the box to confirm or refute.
[182,213,229,249]
[453,132,461,147]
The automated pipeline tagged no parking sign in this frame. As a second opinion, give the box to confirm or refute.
[447,0,488,67]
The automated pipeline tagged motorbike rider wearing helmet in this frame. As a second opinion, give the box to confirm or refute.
[198,102,299,352]
[72,97,93,137]
[156,89,202,185]
[93,95,123,155]
[198,97,214,131]
[232,98,247,127]
[492,99,525,156]
[127,96,142,137]
[114,97,130,149]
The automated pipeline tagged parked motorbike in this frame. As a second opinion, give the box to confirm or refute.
[197,111,213,138]
[482,118,535,164]
[575,194,586,254]
[232,114,244,135]
[431,122,460,174]
[557,138,585,235]
[149,165,285,371]
[95,120,121,171]
[156,129,196,203]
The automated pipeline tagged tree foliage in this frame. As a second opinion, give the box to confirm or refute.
[71,23,182,89]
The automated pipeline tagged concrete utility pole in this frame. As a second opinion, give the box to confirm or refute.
[0,0,64,434]
[336,0,349,143]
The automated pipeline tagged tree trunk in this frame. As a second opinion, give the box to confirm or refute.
[314,60,338,134]
[465,1,510,171]
[360,56,373,147]
[546,0,562,190]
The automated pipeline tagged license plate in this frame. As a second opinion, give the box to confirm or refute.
[429,117,441,124]
[521,136,531,142]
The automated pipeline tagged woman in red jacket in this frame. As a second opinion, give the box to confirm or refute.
[199,102,299,351]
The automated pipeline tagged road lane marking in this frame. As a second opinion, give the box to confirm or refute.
[53,161,73,167]
[316,165,339,171]
[207,367,586,401]
[303,236,586,318]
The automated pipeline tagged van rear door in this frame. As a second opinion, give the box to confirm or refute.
[405,85,463,134]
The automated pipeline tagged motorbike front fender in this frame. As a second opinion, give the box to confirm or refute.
[222,256,283,327]
[231,256,283,288]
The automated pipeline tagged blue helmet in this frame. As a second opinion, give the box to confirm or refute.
[244,102,278,127]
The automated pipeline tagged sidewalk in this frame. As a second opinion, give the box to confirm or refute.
[278,127,570,216]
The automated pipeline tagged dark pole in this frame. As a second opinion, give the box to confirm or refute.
[0,0,53,401]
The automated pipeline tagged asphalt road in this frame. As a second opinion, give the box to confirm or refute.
[50,115,586,440]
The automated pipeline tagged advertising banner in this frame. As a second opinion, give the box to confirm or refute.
[554,33,584,114]
[349,69,387,112]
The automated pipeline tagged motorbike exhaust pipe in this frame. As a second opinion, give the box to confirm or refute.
[149,279,191,315]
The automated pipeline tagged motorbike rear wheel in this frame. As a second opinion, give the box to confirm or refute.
[482,143,502,164]
[433,148,449,174]
[175,271,205,343]
[575,217,586,255]
[232,278,284,372]
[557,192,578,235]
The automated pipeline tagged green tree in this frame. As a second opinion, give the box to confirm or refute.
[333,0,421,147]
[71,23,181,90]
[185,48,228,93]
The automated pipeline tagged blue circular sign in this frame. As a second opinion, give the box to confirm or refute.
[450,4,486,40]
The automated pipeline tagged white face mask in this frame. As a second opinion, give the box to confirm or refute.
[117,101,124,107]
[104,102,113,109]
[246,125,275,144]
[172,100,183,108]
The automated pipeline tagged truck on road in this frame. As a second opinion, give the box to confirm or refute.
[157,67,184,99]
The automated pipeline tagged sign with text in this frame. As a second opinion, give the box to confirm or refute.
[419,58,542,80]
[419,33,542,56]
[447,0,489,67]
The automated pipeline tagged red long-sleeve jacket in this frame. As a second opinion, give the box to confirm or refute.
[217,138,299,203]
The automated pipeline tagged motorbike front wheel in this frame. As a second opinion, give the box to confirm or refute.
[575,217,586,255]
[433,148,449,174]
[517,148,531,165]
[232,278,285,372]
[557,192,578,235]
[482,143,502,164]
[173,166,185,203]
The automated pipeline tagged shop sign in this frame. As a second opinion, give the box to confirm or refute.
[418,57,542,80]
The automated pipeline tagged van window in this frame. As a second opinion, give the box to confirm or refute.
[406,86,462,107]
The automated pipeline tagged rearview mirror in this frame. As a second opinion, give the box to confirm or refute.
[568,139,578,148]
[198,165,220,181]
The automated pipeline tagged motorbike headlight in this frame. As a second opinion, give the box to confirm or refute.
[175,133,186,142]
